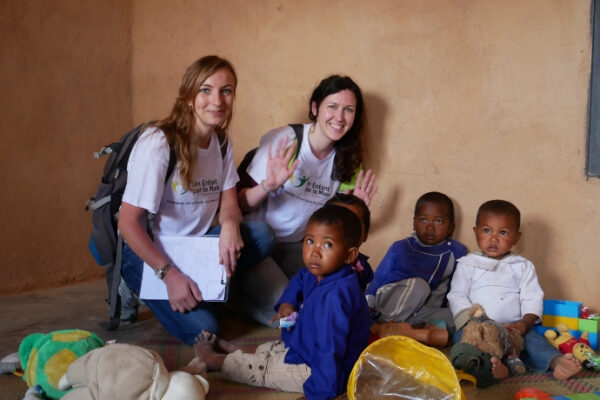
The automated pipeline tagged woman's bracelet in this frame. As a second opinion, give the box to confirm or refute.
[260,180,278,194]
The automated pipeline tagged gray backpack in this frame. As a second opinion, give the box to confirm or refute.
[86,123,226,330]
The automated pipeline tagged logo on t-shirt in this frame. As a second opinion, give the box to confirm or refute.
[171,179,221,195]
[286,171,332,198]
[171,181,188,195]
[304,182,331,197]
[289,173,309,187]
[191,179,220,194]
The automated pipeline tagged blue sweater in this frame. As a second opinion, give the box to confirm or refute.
[275,265,370,400]
[366,235,467,298]
[355,252,373,292]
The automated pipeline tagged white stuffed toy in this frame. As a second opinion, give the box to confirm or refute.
[57,343,209,400]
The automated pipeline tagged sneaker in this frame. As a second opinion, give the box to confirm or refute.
[0,352,20,374]
[118,279,139,323]
[505,355,527,375]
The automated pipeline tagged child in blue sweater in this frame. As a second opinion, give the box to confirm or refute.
[367,192,467,341]
[193,205,370,400]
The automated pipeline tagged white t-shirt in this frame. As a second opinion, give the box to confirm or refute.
[244,124,340,242]
[447,252,544,324]
[123,127,239,236]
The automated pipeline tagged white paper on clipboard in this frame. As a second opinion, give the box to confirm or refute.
[139,235,228,302]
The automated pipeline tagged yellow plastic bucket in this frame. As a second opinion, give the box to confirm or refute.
[347,335,464,400]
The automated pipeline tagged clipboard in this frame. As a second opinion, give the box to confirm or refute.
[139,235,229,302]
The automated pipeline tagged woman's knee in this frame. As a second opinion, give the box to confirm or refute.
[240,221,275,258]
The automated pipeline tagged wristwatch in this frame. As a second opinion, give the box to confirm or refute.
[155,263,173,280]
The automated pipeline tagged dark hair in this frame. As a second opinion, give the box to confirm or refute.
[325,193,370,234]
[476,200,521,230]
[307,205,362,247]
[414,192,455,223]
[309,75,364,183]
[156,55,237,191]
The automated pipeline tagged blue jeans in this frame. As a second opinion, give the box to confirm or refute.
[453,325,560,372]
[519,329,562,372]
[121,221,275,345]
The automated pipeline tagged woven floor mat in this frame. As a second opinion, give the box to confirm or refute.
[463,370,600,399]
[136,330,600,400]
[135,328,301,400]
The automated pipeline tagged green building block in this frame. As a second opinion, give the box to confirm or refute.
[579,318,600,333]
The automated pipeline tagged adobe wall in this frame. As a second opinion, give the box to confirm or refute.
[131,0,600,310]
[0,1,132,293]
[3,1,598,313]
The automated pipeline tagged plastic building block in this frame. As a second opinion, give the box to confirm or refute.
[588,332,598,350]
[550,393,600,399]
[515,387,552,399]
[543,299,582,318]
[515,388,600,399]
[562,393,600,399]
[579,318,600,334]
[542,315,579,331]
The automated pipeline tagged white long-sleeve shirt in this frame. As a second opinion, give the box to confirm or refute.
[447,252,544,328]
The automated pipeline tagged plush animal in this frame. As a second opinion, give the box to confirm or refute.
[459,304,526,374]
[18,329,104,399]
[544,323,592,354]
[58,343,209,400]
[544,323,578,351]
[545,323,600,370]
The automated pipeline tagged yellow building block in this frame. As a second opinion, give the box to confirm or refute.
[542,314,579,330]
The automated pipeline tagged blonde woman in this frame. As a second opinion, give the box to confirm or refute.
[119,56,274,345]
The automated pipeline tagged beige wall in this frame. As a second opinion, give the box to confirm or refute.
[131,0,599,310]
[0,1,131,293]
[2,1,599,312]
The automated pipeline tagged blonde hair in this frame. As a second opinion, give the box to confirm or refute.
[155,56,237,191]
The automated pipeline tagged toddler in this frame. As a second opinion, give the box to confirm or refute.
[366,192,467,345]
[192,205,370,400]
[448,199,581,380]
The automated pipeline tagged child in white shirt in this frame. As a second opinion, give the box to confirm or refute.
[448,200,581,381]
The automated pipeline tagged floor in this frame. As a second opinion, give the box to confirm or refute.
[2,280,598,400]
[0,279,170,400]
[0,279,300,400]
[0,279,166,358]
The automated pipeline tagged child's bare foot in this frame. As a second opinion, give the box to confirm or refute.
[552,353,582,380]
[195,331,239,354]
[491,356,509,380]
[193,331,226,372]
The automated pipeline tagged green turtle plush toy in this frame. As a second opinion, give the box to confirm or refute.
[18,329,104,399]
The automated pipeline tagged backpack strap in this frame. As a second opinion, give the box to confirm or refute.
[338,164,361,192]
[288,124,303,164]
[165,148,177,184]
[216,129,228,160]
